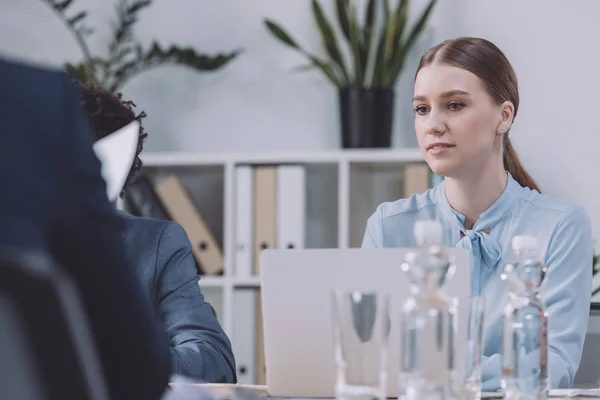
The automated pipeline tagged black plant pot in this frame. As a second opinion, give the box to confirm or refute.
[339,87,394,149]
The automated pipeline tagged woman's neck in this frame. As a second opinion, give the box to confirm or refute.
[443,161,508,230]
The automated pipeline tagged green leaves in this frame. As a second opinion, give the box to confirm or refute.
[108,42,243,92]
[335,0,352,43]
[126,0,151,14]
[41,0,241,92]
[403,0,437,59]
[313,0,349,83]
[53,0,73,11]
[361,0,376,79]
[67,11,86,26]
[264,18,341,86]
[264,19,301,49]
[386,0,409,86]
[63,61,92,83]
[346,2,363,85]
[263,0,437,89]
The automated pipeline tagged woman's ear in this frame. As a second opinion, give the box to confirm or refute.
[497,100,515,134]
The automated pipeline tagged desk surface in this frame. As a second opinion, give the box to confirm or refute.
[168,383,600,400]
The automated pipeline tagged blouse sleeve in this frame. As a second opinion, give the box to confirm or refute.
[361,205,384,248]
[540,204,593,388]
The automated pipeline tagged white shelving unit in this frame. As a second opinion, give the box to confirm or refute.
[132,148,428,382]
[141,148,424,166]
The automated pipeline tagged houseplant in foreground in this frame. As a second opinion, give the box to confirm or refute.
[264,0,437,148]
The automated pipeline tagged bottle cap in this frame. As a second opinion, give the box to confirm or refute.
[414,220,443,246]
[512,235,538,252]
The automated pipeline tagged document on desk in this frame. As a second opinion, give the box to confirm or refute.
[93,120,139,202]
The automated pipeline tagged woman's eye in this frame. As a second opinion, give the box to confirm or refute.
[448,102,465,111]
[414,105,429,115]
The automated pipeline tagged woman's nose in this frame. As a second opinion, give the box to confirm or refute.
[424,110,445,136]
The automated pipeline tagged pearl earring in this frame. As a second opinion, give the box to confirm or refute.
[499,129,505,135]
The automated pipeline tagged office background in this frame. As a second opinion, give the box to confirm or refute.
[2,0,597,235]
[2,0,600,386]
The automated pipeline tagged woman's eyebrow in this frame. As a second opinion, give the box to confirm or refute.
[412,90,471,102]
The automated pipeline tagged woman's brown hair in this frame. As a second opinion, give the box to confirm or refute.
[415,37,540,192]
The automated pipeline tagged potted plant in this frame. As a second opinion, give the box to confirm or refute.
[41,0,242,92]
[264,0,436,148]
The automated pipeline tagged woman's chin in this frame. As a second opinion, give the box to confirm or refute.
[427,159,459,178]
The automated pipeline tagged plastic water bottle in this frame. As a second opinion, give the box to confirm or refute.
[501,235,549,400]
[399,220,456,399]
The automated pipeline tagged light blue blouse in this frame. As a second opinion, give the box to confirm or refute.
[361,171,592,391]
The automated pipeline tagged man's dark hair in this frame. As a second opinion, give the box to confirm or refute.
[79,82,148,197]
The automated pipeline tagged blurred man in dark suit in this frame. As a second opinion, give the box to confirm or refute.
[79,82,236,383]
[0,56,171,399]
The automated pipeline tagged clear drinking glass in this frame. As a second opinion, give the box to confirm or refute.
[449,295,485,400]
[332,290,391,400]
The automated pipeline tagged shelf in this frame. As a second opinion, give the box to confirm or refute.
[132,147,432,380]
[198,276,228,287]
[197,276,261,288]
[141,148,424,167]
[233,276,261,288]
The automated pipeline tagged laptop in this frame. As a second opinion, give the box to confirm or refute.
[259,247,472,398]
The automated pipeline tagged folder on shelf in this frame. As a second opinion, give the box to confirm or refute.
[154,175,224,275]
[233,288,257,384]
[276,165,306,250]
[255,290,266,386]
[235,166,254,278]
[402,163,431,197]
[124,174,170,220]
[252,166,276,387]
[252,166,277,275]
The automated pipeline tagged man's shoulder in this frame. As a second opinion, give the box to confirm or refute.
[117,211,191,250]
[117,210,171,237]
[116,211,195,281]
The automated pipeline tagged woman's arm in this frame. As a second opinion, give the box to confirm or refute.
[361,206,384,248]
[539,204,592,388]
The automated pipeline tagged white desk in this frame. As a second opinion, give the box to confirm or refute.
[167,383,600,400]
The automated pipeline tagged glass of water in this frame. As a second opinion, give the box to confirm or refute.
[449,295,485,400]
[331,290,390,400]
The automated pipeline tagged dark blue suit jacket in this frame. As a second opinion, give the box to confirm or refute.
[0,57,171,399]
[117,211,237,382]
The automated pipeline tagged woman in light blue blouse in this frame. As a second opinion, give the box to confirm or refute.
[361,37,592,391]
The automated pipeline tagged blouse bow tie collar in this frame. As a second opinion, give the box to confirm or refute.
[435,172,521,295]
[456,228,502,295]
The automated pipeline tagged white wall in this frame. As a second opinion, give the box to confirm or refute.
[2,0,600,238]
